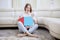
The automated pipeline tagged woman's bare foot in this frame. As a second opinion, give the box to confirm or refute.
[25,32,39,38]
[17,33,27,37]
[28,34,39,38]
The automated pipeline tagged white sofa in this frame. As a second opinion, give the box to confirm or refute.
[38,17,60,39]
[0,9,60,39]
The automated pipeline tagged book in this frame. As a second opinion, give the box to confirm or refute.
[24,17,34,26]
[18,16,34,26]
[18,17,24,24]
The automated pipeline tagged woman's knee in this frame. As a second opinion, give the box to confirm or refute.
[18,22,22,24]
[18,22,23,29]
[34,24,38,27]
[18,22,24,26]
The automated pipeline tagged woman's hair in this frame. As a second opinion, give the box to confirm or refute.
[24,3,32,13]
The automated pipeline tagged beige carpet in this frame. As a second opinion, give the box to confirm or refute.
[0,37,40,40]
[0,29,55,40]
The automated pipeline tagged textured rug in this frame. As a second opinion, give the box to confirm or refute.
[0,29,55,40]
[0,37,41,40]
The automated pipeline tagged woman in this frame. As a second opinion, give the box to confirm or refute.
[17,3,38,37]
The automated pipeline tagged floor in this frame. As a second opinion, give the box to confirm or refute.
[0,27,56,40]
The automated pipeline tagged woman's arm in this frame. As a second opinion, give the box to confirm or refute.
[18,16,22,21]
[33,17,38,24]
[31,13,38,24]
[18,14,23,21]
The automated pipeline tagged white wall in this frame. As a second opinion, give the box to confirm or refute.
[51,0,60,10]
[0,0,12,8]
[13,0,37,10]
[0,0,60,18]
[37,0,60,10]
[12,0,60,18]
[37,0,51,10]
[0,0,60,10]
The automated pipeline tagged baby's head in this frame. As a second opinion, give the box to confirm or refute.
[24,3,32,13]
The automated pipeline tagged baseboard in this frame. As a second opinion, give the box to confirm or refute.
[0,27,18,30]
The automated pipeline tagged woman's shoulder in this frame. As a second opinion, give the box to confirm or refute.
[32,12,37,16]
[31,12,35,17]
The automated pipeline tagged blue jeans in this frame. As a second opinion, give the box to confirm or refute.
[18,22,38,33]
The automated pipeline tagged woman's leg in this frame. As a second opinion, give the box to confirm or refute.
[28,24,38,33]
[17,22,29,37]
[27,24,39,37]
[18,22,28,33]
[18,22,39,37]
[18,22,33,36]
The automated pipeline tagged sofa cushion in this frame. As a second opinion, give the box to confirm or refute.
[0,17,14,24]
[51,11,60,18]
[37,17,44,25]
[48,18,60,34]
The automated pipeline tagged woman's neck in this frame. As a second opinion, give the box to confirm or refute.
[25,11,30,14]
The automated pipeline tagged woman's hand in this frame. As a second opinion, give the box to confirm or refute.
[18,16,23,21]
[33,17,38,24]
[31,13,38,24]
[19,16,22,18]
[26,26,30,30]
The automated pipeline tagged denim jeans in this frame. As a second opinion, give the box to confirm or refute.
[18,22,38,33]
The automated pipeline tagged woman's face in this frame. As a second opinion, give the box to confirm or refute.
[26,5,31,12]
